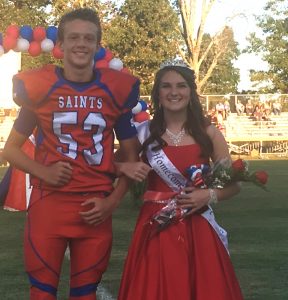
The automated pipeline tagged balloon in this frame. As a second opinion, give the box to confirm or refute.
[16,38,30,52]
[20,25,33,42]
[46,26,58,44]
[0,45,4,57]
[52,45,64,59]
[121,67,131,74]
[28,41,41,56]
[132,102,142,114]
[41,38,54,52]
[33,26,46,42]
[109,58,123,71]
[3,35,17,51]
[139,100,148,111]
[104,48,113,61]
[6,25,19,39]
[94,59,109,68]
[133,111,150,123]
[94,46,106,61]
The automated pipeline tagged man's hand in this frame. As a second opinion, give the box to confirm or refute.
[79,195,116,226]
[41,161,73,186]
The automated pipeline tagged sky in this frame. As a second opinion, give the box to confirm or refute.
[204,0,269,91]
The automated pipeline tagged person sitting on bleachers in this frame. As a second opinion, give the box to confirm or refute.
[235,100,245,116]
[251,104,263,125]
[272,100,281,115]
[245,99,254,116]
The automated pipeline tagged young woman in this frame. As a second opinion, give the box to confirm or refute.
[117,63,244,300]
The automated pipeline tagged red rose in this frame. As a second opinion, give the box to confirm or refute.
[255,171,268,185]
[232,159,245,172]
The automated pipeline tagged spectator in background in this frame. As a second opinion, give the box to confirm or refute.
[235,100,245,116]
[245,99,254,116]
[272,100,281,115]
[224,100,230,119]
[215,101,225,118]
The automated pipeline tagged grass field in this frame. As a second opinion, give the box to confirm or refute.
[0,160,287,299]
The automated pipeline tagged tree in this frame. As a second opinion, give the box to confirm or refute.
[247,0,288,93]
[201,27,240,94]
[175,0,240,93]
[49,0,115,24]
[104,0,180,94]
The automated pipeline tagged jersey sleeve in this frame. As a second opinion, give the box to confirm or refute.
[12,65,57,107]
[121,78,140,111]
[97,68,140,113]
[13,107,38,137]
[114,111,137,140]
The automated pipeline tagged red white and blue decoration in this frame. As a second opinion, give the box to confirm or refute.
[0,24,63,58]
[0,25,129,73]
[132,99,151,123]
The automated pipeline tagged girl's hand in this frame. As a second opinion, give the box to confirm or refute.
[176,187,210,215]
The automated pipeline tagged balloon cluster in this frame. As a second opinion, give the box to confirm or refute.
[132,99,150,123]
[0,25,131,74]
[93,46,130,73]
[0,24,62,58]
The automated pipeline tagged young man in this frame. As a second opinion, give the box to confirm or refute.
[3,8,140,300]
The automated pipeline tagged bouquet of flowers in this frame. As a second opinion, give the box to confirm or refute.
[191,158,268,190]
[150,158,268,233]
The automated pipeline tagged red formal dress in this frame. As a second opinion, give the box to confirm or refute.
[118,144,244,300]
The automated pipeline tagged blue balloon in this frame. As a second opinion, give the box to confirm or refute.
[94,47,106,61]
[46,26,58,44]
[0,33,2,46]
[20,25,33,42]
[139,100,148,111]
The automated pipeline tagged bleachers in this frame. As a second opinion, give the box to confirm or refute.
[223,112,288,156]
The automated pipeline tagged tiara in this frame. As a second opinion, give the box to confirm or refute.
[160,58,190,69]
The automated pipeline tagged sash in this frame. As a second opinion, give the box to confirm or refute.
[146,144,187,191]
[145,144,229,253]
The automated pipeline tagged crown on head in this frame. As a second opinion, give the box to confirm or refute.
[160,58,190,69]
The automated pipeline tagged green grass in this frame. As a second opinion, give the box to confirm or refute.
[0,161,288,299]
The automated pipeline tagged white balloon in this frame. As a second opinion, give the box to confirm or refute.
[0,45,4,57]
[16,38,30,52]
[108,58,124,70]
[41,38,54,52]
[132,102,142,114]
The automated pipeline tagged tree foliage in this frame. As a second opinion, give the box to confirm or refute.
[175,0,240,93]
[104,0,180,94]
[247,0,288,93]
[201,27,240,94]
[0,0,241,95]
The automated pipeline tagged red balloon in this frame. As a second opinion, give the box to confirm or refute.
[28,41,41,57]
[121,67,131,74]
[33,26,46,42]
[104,49,113,62]
[6,25,19,39]
[52,45,64,59]
[3,35,17,51]
[95,59,109,68]
[133,111,150,123]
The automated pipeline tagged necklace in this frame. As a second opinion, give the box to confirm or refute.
[165,128,185,146]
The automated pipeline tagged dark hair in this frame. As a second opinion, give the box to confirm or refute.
[142,66,213,158]
[57,8,102,42]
